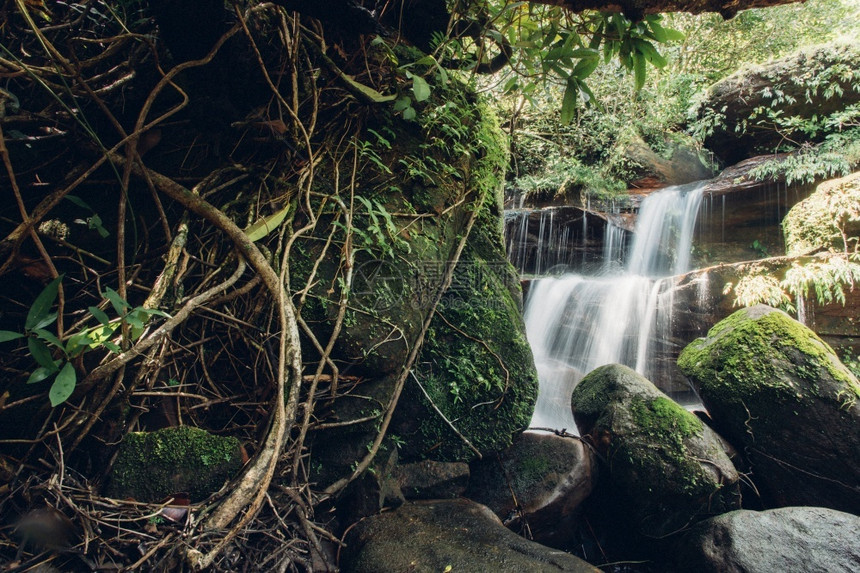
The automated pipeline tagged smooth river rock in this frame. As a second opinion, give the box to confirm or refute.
[342,499,600,572]
[674,507,860,573]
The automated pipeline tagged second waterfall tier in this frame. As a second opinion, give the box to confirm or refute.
[524,182,706,430]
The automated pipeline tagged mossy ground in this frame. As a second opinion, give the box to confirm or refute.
[107,426,242,503]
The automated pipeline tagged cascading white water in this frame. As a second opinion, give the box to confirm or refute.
[524,181,706,430]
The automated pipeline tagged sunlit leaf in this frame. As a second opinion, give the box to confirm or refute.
[244,205,292,242]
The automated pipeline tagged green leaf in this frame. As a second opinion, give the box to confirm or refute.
[103,287,130,316]
[0,331,25,343]
[26,275,63,330]
[88,306,111,325]
[634,39,667,68]
[31,312,58,331]
[125,312,144,329]
[633,52,646,91]
[572,57,600,80]
[648,20,668,43]
[28,337,57,370]
[102,340,122,353]
[244,205,292,242]
[403,106,416,120]
[662,27,685,42]
[412,76,431,102]
[393,96,412,112]
[570,48,599,59]
[64,194,91,210]
[88,214,110,238]
[34,328,64,350]
[49,362,76,406]
[27,366,55,385]
[560,78,578,125]
[137,308,170,319]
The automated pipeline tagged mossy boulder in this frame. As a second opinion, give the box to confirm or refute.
[678,305,860,513]
[303,84,536,479]
[694,41,860,164]
[107,426,243,502]
[467,430,596,548]
[571,364,740,537]
[783,171,860,256]
[342,499,601,573]
[392,191,538,461]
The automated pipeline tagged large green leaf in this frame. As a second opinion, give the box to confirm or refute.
[412,76,431,102]
[560,78,578,124]
[0,331,25,343]
[27,366,55,385]
[28,337,57,371]
[49,362,76,406]
[633,52,646,91]
[103,287,130,316]
[25,275,62,330]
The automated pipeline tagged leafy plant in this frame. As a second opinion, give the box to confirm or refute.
[0,277,168,406]
[725,253,860,315]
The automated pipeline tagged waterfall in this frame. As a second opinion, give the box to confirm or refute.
[524,182,706,430]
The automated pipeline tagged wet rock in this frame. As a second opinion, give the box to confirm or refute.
[570,364,740,537]
[678,305,860,513]
[467,430,597,547]
[504,206,611,275]
[342,499,600,573]
[395,460,469,499]
[622,134,713,190]
[107,426,243,502]
[674,507,860,573]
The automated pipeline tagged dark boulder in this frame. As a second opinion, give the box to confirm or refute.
[570,364,740,537]
[342,499,600,573]
[467,430,597,547]
[674,507,860,573]
[678,305,860,513]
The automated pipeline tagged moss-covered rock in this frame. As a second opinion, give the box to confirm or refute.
[107,426,243,502]
[783,171,860,256]
[570,364,740,537]
[694,41,860,164]
[303,79,536,480]
[678,305,860,513]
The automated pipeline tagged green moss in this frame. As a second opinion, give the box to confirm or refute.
[107,426,242,502]
[631,397,703,444]
[679,307,857,408]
